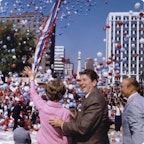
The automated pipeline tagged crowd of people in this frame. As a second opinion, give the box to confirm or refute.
[0,68,143,144]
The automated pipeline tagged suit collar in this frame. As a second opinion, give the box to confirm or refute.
[124,93,138,111]
[127,92,138,102]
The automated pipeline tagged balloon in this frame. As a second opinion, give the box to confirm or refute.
[117,21,123,26]
[23,92,28,97]
[123,32,127,36]
[102,72,108,77]
[139,38,144,44]
[11,49,15,53]
[115,74,120,79]
[68,84,74,90]
[6,36,11,41]
[38,66,43,71]
[131,43,135,48]
[12,55,16,59]
[24,86,30,92]
[2,83,9,90]
[134,2,140,9]
[72,73,77,79]
[3,45,7,49]
[7,78,12,84]
[69,102,76,108]
[139,12,144,17]
[102,57,106,61]
[120,48,125,52]
[129,10,133,15]
[116,43,122,49]
[1,58,6,63]
[108,72,112,76]
[0,91,3,96]
[29,101,34,107]
[12,64,16,68]
[99,62,103,66]
[97,52,102,57]
[106,61,111,65]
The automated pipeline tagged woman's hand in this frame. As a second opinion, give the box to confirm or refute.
[23,66,35,81]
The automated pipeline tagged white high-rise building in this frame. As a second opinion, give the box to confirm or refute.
[106,12,144,84]
[77,51,81,79]
[54,46,65,74]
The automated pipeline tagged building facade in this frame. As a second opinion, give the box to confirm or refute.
[85,58,95,70]
[106,12,144,85]
[54,45,65,76]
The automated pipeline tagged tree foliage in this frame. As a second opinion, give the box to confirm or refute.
[0,21,35,76]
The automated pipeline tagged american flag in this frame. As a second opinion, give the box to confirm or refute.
[32,0,62,73]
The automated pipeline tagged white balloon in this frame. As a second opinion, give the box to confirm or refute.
[97,65,101,69]
[129,10,133,15]
[12,55,16,59]
[102,57,106,61]
[97,52,102,57]
[139,38,144,44]
[98,74,102,80]
[94,58,97,62]
[29,101,34,107]
[108,75,112,79]
[141,17,144,23]
[38,66,43,71]
[68,84,73,90]
[24,86,30,91]
[134,2,140,9]
[102,72,108,77]
[131,43,135,48]
[46,69,52,75]
[39,26,43,31]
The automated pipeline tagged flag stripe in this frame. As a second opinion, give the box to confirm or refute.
[33,0,62,73]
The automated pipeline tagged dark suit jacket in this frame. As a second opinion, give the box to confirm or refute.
[63,87,110,144]
[12,103,21,119]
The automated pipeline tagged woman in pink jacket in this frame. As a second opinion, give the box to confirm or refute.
[24,66,71,144]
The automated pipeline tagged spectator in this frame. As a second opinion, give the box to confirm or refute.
[13,118,31,144]
[121,78,144,144]
[114,101,123,132]
[24,66,71,144]
[49,69,110,144]
[12,98,22,130]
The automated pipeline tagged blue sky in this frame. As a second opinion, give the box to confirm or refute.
[0,0,143,72]
[55,0,144,71]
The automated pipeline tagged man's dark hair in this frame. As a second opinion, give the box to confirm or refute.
[17,118,25,127]
[79,69,99,81]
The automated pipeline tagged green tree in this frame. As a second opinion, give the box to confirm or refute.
[0,21,35,77]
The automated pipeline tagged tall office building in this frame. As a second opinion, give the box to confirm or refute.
[85,58,95,70]
[54,46,65,75]
[0,12,55,72]
[106,12,144,84]
[77,51,81,79]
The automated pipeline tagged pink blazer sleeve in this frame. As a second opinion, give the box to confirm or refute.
[30,80,46,110]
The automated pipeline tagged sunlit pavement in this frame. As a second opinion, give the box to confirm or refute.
[0,129,37,144]
[0,127,123,144]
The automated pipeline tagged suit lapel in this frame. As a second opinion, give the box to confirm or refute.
[123,94,136,112]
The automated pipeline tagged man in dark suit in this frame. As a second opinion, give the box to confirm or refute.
[49,69,110,144]
[121,78,144,144]
[12,99,22,130]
